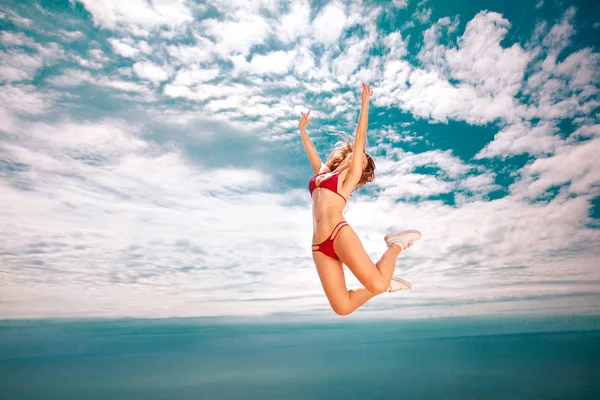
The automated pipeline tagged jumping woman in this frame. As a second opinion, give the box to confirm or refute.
[299,82,422,316]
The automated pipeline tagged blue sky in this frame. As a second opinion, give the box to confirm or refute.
[0,0,599,320]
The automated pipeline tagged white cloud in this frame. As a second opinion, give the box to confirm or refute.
[203,0,279,15]
[371,148,497,200]
[46,68,149,94]
[416,20,447,68]
[108,37,151,58]
[442,15,460,33]
[312,0,348,45]
[277,0,310,43]
[383,30,408,60]
[510,137,600,199]
[379,6,598,144]
[172,67,220,86]
[390,148,471,178]
[163,84,200,100]
[402,20,415,30]
[475,7,600,160]
[375,31,412,103]
[393,0,409,9]
[376,126,424,145]
[1,31,37,47]
[332,33,375,77]
[76,0,193,33]
[15,120,146,155]
[45,68,94,86]
[0,50,45,82]
[458,172,499,196]
[291,46,317,77]
[182,92,279,126]
[377,172,453,199]
[377,12,532,125]
[202,13,271,57]
[475,122,563,159]
[413,7,432,24]
[133,61,171,83]
[555,49,600,87]
[108,38,139,57]
[322,91,355,116]
[0,40,63,83]
[0,84,54,116]
[541,6,575,54]
[377,58,411,103]
[571,124,600,140]
[164,81,256,102]
[445,12,531,99]
[397,69,487,123]
[71,48,109,69]
[58,29,84,41]
[203,95,247,113]
[72,55,103,69]
[525,45,600,121]
[246,50,298,75]
[103,79,150,93]
[89,48,110,62]
[167,36,215,65]
[0,8,32,26]
[0,113,299,319]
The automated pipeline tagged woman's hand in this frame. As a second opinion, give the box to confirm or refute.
[361,82,373,103]
[299,110,311,129]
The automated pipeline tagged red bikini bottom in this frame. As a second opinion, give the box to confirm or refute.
[311,221,349,261]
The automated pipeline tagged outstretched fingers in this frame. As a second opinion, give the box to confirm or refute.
[299,110,311,127]
[361,83,373,100]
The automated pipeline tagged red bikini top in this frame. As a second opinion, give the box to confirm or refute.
[308,172,347,203]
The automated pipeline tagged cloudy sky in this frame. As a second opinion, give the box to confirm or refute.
[1,0,599,320]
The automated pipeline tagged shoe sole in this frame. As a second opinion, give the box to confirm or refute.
[384,229,422,242]
[390,276,412,292]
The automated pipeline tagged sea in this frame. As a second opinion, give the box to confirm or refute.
[1,314,599,399]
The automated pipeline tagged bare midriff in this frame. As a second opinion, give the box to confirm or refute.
[311,188,348,244]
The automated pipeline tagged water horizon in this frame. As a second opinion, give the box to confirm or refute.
[2,314,599,399]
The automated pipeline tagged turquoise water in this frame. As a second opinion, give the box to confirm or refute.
[1,315,599,399]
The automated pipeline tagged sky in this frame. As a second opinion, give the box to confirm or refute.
[0,0,599,320]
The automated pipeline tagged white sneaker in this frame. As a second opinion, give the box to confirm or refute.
[387,276,412,292]
[384,229,421,250]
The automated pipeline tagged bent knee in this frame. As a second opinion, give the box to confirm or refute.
[368,279,389,296]
[330,302,354,316]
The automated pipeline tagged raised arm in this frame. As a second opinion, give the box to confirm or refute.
[346,83,373,185]
[298,110,328,174]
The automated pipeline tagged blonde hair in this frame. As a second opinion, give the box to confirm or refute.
[325,132,375,192]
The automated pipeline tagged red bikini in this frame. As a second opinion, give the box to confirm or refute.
[309,172,349,261]
[308,172,347,203]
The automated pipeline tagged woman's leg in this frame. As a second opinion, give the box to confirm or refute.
[313,244,403,315]
[334,225,403,295]
[313,252,377,315]
[313,230,402,315]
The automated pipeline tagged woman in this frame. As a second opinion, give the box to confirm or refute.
[299,82,422,316]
